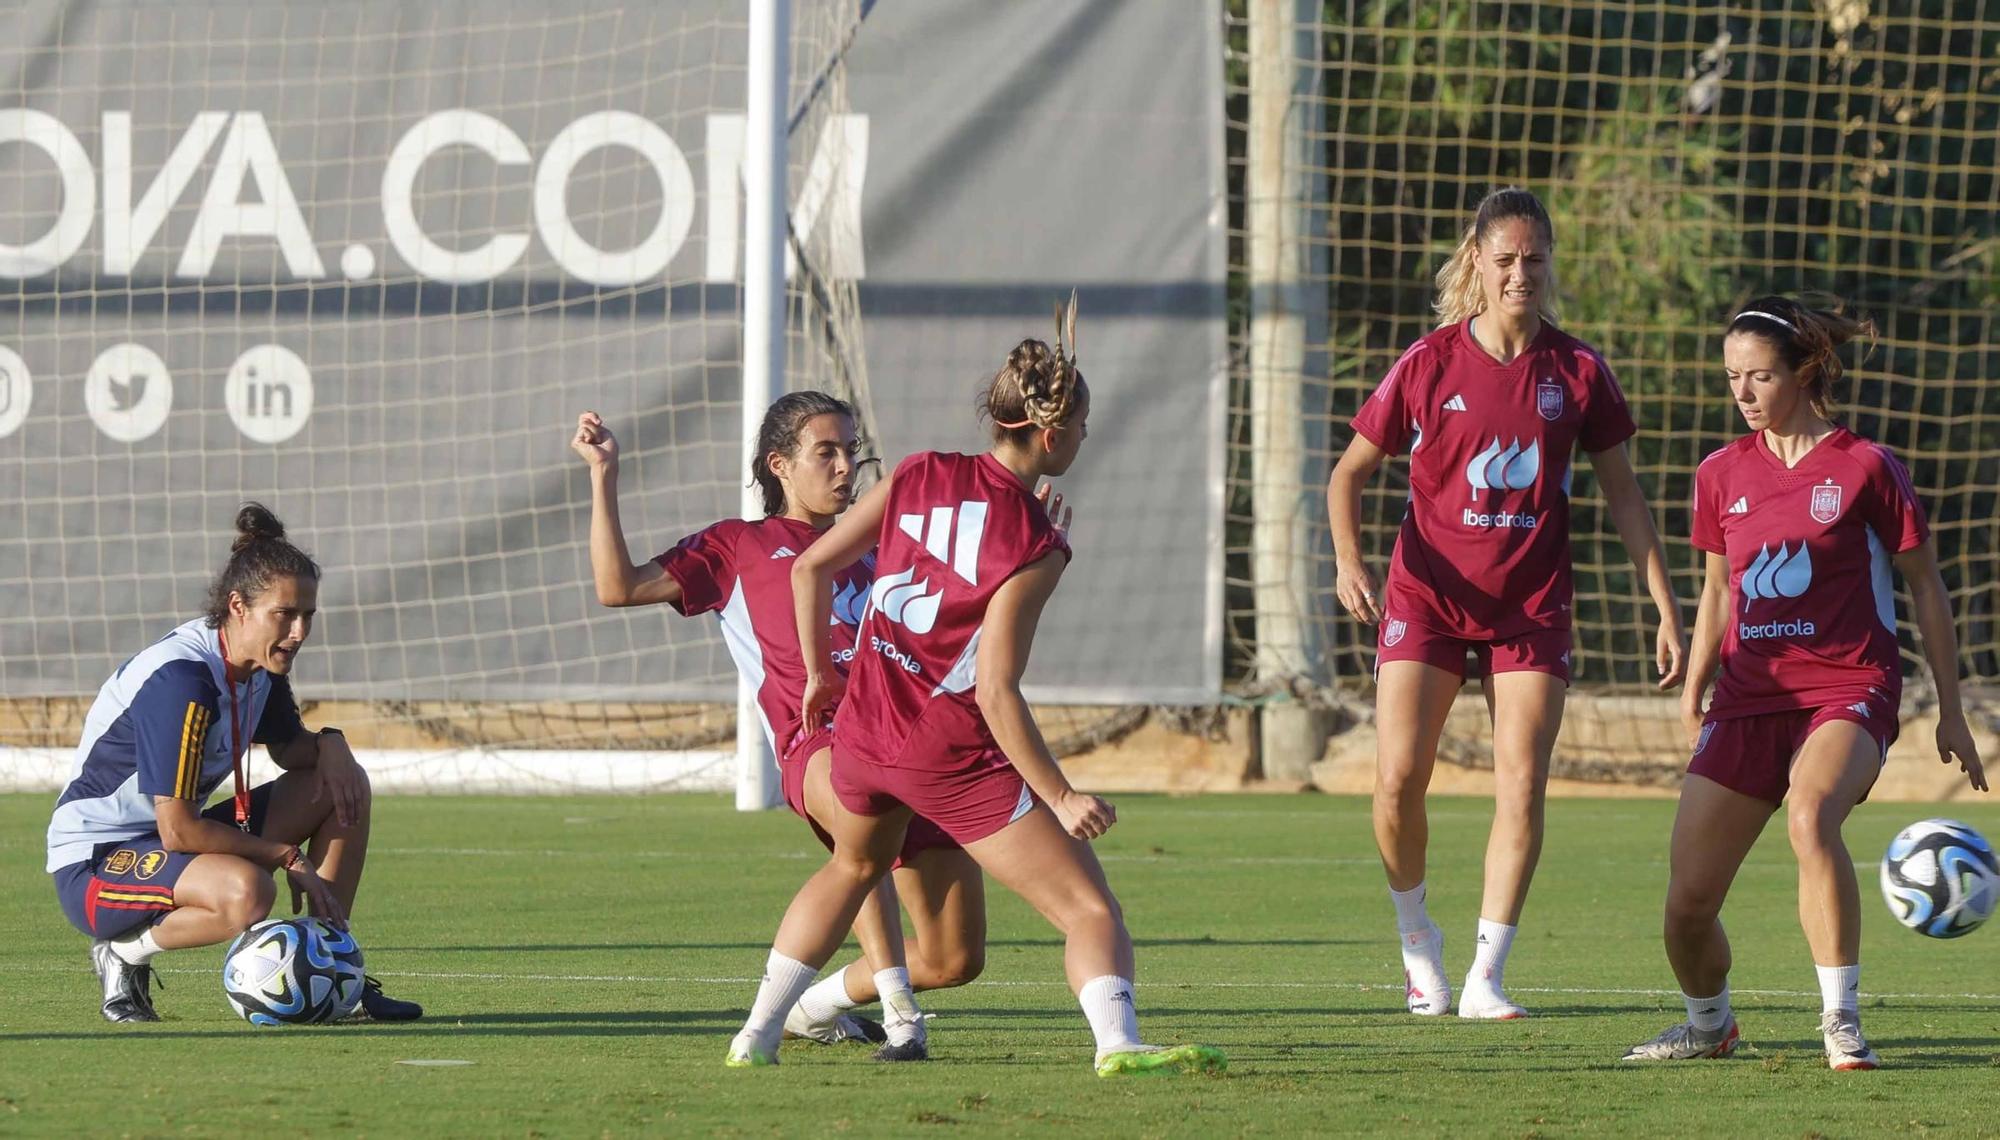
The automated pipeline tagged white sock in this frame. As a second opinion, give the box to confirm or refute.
[794,968,860,1028]
[739,951,820,1052]
[873,966,924,1046]
[1389,882,1432,936]
[1468,918,1516,988]
[1817,964,1860,1014]
[108,926,163,966]
[1683,983,1731,1033]
[1078,975,1142,1055]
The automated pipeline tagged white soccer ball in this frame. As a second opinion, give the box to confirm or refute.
[222,917,366,1025]
[1879,818,1999,939]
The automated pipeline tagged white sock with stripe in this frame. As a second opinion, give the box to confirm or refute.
[1817,963,1860,1014]
[1684,983,1731,1033]
[1078,975,1142,1055]
[1389,882,1432,936]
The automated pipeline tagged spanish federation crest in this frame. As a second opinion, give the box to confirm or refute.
[1381,619,1407,648]
[1535,379,1564,421]
[1809,481,1844,524]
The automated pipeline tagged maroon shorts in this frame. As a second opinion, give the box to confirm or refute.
[782,727,958,867]
[1688,692,1898,805]
[830,736,1038,848]
[1374,616,1571,684]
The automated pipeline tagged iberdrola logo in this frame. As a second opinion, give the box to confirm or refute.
[1465,437,1539,498]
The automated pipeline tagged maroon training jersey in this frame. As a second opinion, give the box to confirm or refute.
[1691,427,1929,719]
[656,516,874,755]
[1349,320,1637,639]
[834,452,1070,770]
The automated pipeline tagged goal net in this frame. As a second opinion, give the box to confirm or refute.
[0,0,876,792]
[1225,2,2000,783]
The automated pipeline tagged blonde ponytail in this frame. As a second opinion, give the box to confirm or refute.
[1432,225,1484,326]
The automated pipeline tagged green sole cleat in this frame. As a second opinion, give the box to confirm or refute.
[724,1034,778,1068]
[1095,1043,1227,1078]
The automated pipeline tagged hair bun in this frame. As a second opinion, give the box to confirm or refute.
[232,501,286,553]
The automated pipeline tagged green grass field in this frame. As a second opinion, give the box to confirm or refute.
[3,792,1998,1137]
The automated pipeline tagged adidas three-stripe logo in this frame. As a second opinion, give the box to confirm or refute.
[897,501,988,585]
[1443,394,1467,412]
[1726,497,1749,514]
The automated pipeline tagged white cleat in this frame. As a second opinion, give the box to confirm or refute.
[782,1003,886,1045]
[1400,922,1452,1016]
[1457,970,1527,1020]
[1820,1010,1880,1071]
[1621,1018,1740,1061]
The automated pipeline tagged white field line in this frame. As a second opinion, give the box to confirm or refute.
[372,845,1809,871]
[10,963,2000,1003]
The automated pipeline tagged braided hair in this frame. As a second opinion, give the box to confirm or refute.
[983,291,1088,442]
[202,503,320,627]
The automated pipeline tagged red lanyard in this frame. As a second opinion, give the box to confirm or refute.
[215,629,251,831]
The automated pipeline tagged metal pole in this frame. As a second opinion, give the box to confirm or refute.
[737,0,790,810]
[1249,0,1327,781]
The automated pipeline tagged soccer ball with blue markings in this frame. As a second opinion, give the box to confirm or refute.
[1879,819,1999,939]
[222,918,366,1025]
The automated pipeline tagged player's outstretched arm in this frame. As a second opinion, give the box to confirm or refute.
[572,411,681,608]
[793,473,894,727]
[1588,443,1687,688]
[1894,539,1989,792]
[1680,552,1730,746]
[974,553,1114,841]
[1328,434,1390,625]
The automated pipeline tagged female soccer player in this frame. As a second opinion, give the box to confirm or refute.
[1623,296,1986,1069]
[1328,187,1687,1019]
[573,393,990,1061]
[723,299,1223,1077]
[45,504,421,1023]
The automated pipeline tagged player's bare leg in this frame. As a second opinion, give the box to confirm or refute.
[1372,660,1460,1014]
[968,806,1222,1076]
[892,848,987,992]
[1787,722,1882,1069]
[968,806,1129,988]
[153,854,277,949]
[258,766,370,913]
[792,846,985,1051]
[785,748,922,1057]
[1622,774,1769,1062]
[1460,670,1563,1018]
[731,800,911,1067]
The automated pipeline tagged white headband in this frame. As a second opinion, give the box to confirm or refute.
[1735,310,1796,333]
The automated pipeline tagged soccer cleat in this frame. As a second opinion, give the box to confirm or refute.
[725,1031,779,1068]
[1094,1043,1228,1078]
[783,1004,886,1045]
[1457,971,1528,1020]
[1400,922,1451,1015]
[90,940,161,1023]
[873,991,929,1062]
[341,975,423,1022]
[1621,1018,1740,1061]
[1820,1010,1880,1071]
[872,1036,930,1062]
